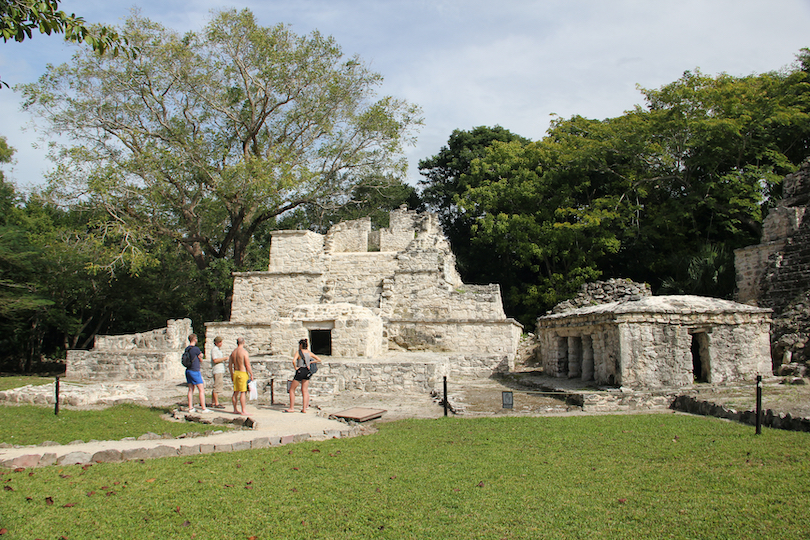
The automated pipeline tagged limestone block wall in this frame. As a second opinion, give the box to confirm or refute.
[383,273,505,321]
[324,217,371,253]
[617,322,692,388]
[386,320,521,359]
[325,253,399,308]
[734,241,785,305]
[230,272,324,323]
[66,319,191,381]
[207,304,386,360]
[67,351,185,381]
[93,319,191,351]
[268,230,325,273]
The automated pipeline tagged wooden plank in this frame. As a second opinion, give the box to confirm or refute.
[332,407,387,422]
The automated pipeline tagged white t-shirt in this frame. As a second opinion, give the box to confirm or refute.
[210,345,226,375]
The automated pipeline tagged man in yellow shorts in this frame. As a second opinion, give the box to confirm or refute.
[228,337,254,416]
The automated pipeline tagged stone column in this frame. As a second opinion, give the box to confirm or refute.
[581,335,594,381]
[568,336,582,378]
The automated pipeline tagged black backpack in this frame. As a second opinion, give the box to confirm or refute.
[181,347,193,368]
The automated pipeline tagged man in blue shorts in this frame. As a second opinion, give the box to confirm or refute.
[184,333,210,413]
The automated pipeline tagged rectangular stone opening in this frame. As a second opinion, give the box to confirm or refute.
[309,329,332,356]
[690,331,710,383]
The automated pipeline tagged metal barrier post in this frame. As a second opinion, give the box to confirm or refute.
[443,376,448,417]
[756,375,762,435]
[54,376,60,416]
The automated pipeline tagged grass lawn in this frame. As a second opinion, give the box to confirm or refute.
[0,374,59,392]
[0,403,228,446]
[1,413,809,539]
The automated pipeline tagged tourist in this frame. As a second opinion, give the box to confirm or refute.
[185,333,210,413]
[209,336,227,408]
[228,337,254,416]
[285,338,321,414]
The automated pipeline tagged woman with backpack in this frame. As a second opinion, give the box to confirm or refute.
[284,338,321,414]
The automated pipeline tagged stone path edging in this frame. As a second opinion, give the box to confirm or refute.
[0,407,366,469]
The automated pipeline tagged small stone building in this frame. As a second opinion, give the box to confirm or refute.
[536,295,772,389]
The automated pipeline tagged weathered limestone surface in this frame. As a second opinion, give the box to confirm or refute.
[537,293,772,389]
[735,159,810,368]
[66,319,191,381]
[209,208,521,394]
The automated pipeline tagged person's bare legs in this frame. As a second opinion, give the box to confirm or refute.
[286,380,299,412]
[232,391,239,414]
[196,384,206,409]
[187,384,194,410]
[301,379,310,413]
[239,391,247,415]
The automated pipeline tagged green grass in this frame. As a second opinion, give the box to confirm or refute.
[0,374,57,392]
[1,414,809,539]
[0,403,228,445]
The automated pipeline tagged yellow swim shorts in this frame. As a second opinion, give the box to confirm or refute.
[232,370,249,392]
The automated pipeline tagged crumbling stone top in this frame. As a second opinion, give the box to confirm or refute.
[550,278,652,314]
[541,295,772,320]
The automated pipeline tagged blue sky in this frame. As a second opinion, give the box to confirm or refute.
[1,0,809,189]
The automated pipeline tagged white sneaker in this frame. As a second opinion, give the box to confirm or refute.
[200,408,211,413]
[188,408,197,413]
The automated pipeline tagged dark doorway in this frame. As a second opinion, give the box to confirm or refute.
[310,329,332,356]
[691,332,709,383]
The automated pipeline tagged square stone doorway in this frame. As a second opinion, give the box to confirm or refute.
[310,329,332,356]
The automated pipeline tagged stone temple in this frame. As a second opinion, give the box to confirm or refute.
[203,207,523,395]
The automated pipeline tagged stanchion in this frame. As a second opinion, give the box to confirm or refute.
[755,375,762,435]
[54,375,60,416]
[443,376,448,417]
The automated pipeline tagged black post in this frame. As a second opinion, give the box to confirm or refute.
[755,375,762,435]
[270,378,275,405]
[443,376,448,417]
[54,376,60,416]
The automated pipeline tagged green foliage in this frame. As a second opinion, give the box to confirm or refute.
[20,8,422,272]
[0,0,128,87]
[421,53,810,324]
[2,414,809,539]
[0,402,227,445]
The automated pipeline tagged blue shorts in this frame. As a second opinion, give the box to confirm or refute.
[185,369,204,386]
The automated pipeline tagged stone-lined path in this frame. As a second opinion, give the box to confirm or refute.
[0,404,364,469]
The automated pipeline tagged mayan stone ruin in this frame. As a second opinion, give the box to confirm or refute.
[536,283,772,389]
[202,207,523,396]
[735,158,810,374]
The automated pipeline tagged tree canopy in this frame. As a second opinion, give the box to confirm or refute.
[421,51,810,324]
[20,8,422,271]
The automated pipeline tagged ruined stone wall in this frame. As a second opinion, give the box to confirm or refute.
[67,319,191,381]
[324,217,371,253]
[325,253,400,308]
[230,272,324,322]
[386,320,521,360]
[617,322,692,388]
[536,320,620,386]
[268,230,326,273]
[550,278,652,314]
[735,159,810,368]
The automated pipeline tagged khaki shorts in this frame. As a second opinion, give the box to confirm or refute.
[213,373,224,393]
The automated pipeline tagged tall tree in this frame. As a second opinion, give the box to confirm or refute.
[418,126,529,277]
[20,8,422,272]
